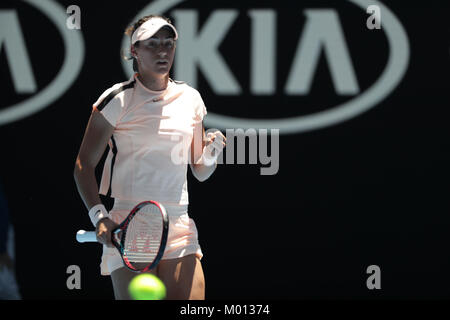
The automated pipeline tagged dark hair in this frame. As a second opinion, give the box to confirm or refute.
[123,15,175,72]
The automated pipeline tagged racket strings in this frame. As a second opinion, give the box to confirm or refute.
[123,205,164,264]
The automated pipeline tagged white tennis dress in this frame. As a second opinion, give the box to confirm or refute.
[92,74,206,275]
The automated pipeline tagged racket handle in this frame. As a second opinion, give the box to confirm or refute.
[76,230,97,243]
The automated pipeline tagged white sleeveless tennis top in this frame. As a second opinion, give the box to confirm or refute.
[92,74,207,205]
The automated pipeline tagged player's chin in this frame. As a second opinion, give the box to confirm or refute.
[153,63,172,74]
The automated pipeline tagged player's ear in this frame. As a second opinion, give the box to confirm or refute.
[130,44,138,58]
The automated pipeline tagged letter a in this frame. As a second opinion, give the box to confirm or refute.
[66,5,81,30]
[366,5,381,30]
[366,265,381,290]
[66,265,81,290]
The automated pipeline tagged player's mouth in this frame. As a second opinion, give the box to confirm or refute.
[156,60,169,66]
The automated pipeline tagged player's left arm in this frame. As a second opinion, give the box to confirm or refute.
[189,121,226,182]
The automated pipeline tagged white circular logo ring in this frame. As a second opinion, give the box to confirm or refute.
[0,0,85,126]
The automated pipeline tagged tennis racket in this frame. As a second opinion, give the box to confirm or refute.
[76,200,169,273]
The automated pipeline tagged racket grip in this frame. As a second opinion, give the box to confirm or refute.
[76,230,98,243]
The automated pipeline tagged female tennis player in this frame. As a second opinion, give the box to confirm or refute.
[73,15,225,300]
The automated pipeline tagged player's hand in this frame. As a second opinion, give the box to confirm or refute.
[96,218,119,248]
[204,130,226,159]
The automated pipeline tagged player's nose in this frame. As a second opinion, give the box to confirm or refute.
[158,51,168,58]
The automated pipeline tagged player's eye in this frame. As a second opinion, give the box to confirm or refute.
[163,39,175,49]
[146,39,159,48]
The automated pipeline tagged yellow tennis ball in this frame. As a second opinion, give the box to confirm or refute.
[128,274,166,300]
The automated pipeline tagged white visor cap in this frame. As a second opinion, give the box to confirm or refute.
[131,17,178,45]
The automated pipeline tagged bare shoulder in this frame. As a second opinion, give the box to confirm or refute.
[87,108,115,137]
[77,108,115,160]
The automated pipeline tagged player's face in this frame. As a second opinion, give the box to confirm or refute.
[134,27,176,77]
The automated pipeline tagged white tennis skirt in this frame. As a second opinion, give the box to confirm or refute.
[100,199,203,276]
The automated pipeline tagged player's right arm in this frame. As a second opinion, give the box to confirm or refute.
[73,108,117,246]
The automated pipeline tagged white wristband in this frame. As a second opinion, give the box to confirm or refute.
[88,204,111,227]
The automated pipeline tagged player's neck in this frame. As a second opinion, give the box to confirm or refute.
[137,73,168,92]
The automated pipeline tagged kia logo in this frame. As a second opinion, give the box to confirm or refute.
[121,0,410,134]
